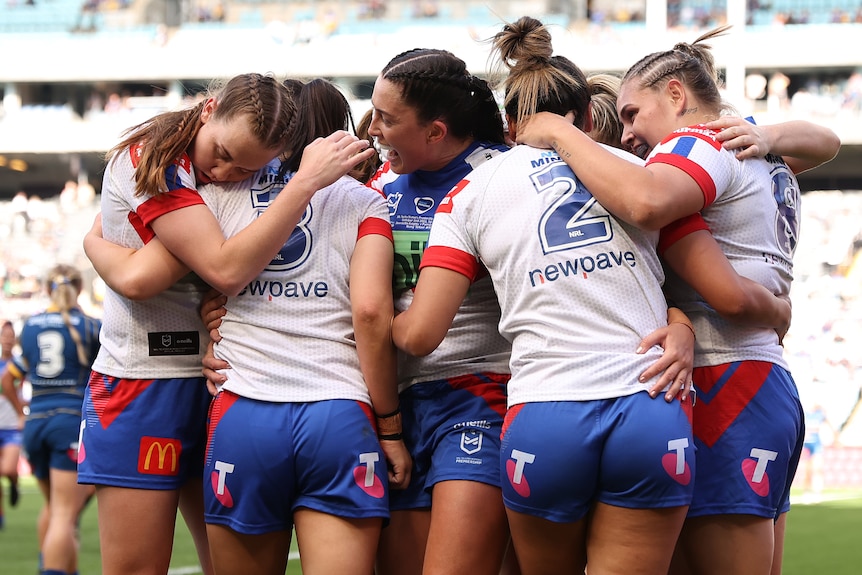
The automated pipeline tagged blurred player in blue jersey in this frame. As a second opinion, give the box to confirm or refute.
[0,320,23,529]
[1,265,100,575]
[514,24,840,575]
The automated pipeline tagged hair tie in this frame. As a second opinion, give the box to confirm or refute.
[51,276,73,290]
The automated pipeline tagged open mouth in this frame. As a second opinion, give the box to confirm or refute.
[373,138,393,163]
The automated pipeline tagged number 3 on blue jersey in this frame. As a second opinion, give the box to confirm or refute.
[268,205,313,271]
[250,173,314,272]
[532,163,613,255]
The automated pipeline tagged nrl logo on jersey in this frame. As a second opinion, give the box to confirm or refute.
[460,430,483,455]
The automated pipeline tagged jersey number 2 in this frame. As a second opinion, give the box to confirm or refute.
[532,163,613,254]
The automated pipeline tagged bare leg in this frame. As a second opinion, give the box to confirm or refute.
[376,509,430,575]
[586,503,687,575]
[668,540,692,575]
[41,469,92,573]
[506,507,587,575]
[0,442,20,507]
[809,453,825,496]
[294,507,381,575]
[206,523,291,575]
[35,477,51,566]
[771,513,787,575]
[96,485,181,575]
[178,477,213,575]
[500,537,521,575]
[424,480,510,575]
[671,514,774,575]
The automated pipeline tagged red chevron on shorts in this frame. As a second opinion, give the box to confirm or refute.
[692,361,772,448]
[88,373,153,429]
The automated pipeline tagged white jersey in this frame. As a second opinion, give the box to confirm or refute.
[92,145,210,378]
[421,145,669,406]
[367,141,512,391]
[0,357,17,429]
[200,163,392,403]
[651,124,797,369]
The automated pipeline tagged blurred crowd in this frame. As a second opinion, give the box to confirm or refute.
[5,0,862,33]
[783,190,862,447]
[0,182,103,327]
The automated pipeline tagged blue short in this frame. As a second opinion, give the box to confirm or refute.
[803,437,823,456]
[0,427,22,449]
[390,373,509,511]
[23,410,80,479]
[204,392,390,534]
[500,392,695,523]
[77,373,211,490]
[688,361,804,519]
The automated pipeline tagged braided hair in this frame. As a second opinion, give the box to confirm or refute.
[381,48,505,144]
[46,264,89,367]
[108,73,296,197]
[622,25,731,114]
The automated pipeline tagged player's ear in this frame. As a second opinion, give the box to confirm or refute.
[505,114,518,142]
[426,119,448,145]
[200,98,217,124]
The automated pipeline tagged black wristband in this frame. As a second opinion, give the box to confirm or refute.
[378,432,403,441]
[375,406,401,419]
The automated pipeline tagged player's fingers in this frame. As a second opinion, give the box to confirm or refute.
[663,369,689,402]
[636,327,667,355]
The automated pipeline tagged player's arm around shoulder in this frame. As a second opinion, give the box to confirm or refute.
[705,116,840,173]
[84,212,189,300]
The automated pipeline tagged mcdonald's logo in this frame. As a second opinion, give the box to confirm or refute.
[137,436,182,476]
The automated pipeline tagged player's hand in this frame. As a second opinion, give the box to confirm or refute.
[201,340,229,396]
[200,289,227,342]
[776,293,792,345]
[515,111,577,150]
[637,323,695,402]
[380,438,412,490]
[293,130,376,193]
[704,116,772,160]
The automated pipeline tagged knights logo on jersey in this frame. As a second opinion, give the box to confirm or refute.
[386,192,403,216]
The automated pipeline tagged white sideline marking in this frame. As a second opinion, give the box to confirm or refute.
[167,553,300,575]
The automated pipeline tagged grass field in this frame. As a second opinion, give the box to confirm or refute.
[0,476,302,575]
[1,477,860,574]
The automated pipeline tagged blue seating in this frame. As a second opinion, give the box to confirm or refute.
[0,0,83,33]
